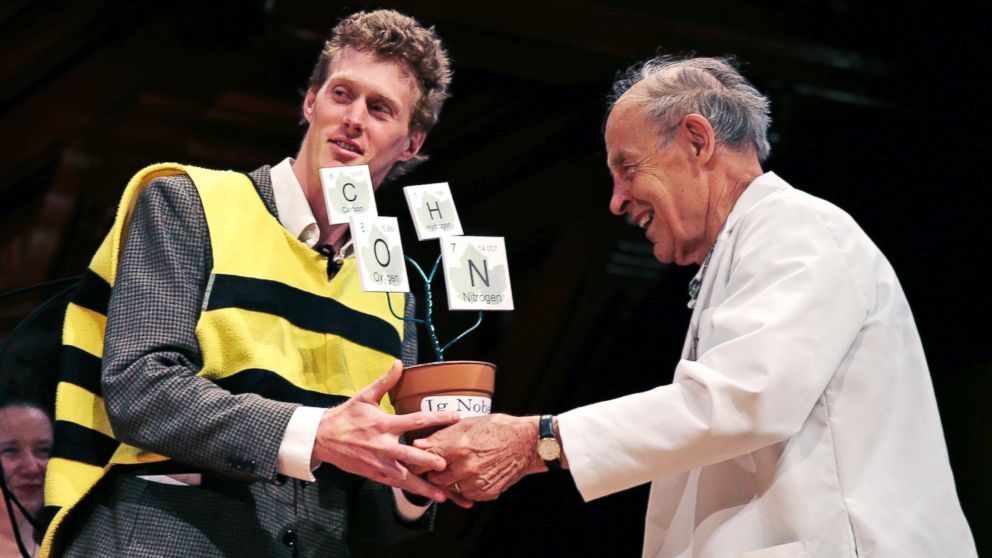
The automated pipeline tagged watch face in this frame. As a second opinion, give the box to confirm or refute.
[537,437,561,461]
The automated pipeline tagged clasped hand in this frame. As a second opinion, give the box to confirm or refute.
[412,413,545,502]
[312,360,465,503]
[313,360,542,505]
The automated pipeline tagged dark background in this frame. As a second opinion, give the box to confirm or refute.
[1,1,987,555]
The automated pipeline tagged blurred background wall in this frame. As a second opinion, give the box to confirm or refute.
[1,1,987,555]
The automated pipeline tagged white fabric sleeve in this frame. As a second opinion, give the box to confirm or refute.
[276,406,325,481]
[559,203,869,502]
[391,487,431,521]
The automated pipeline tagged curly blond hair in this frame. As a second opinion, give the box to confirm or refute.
[308,10,451,133]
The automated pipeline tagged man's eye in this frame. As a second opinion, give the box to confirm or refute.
[332,88,349,99]
[370,102,392,115]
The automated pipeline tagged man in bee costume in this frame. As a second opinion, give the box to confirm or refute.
[41,10,463,557]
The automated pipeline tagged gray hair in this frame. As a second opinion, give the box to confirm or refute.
[608,55,772,161]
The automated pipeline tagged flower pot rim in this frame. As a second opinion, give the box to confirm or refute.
[405,359,496,370]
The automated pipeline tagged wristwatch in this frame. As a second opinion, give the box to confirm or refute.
[537,414,562,471]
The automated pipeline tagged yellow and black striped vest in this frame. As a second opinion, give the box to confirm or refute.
[41,163,405,557]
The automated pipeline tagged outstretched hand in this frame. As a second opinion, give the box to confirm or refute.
[312,360,461,502]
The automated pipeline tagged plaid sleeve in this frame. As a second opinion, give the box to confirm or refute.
[101,173,298,480]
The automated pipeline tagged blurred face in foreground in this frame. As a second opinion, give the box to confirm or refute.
[0,405,52,514]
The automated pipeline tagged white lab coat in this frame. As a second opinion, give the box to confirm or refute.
[558,172,976,557]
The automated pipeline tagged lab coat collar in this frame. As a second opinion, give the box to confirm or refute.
[687,171,791,307]
[722,171,791,235]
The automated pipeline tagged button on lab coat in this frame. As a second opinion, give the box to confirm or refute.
[558,172,976,557]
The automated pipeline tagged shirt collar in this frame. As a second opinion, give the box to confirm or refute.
[270,157,320,248]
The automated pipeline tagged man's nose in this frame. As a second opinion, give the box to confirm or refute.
[343,102,367,132]
[609,186,630,216]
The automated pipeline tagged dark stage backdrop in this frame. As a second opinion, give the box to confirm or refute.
[1,1,987,556]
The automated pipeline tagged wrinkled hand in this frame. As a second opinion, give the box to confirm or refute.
[312,360,461,502]
[413,414,544,501]
[403,448,474,509]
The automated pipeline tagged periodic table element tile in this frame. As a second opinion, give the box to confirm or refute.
[320,165,378,224]
[441,236,514,311]
[350,216,410,293]
[402,182,464,240]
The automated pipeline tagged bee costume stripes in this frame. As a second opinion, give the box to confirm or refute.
[41,164,414,557]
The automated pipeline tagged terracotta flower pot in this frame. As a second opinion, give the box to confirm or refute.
[390,360,496,440]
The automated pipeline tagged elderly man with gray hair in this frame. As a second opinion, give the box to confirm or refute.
[416,55,977,557]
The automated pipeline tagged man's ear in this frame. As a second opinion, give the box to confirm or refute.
[398,129,427,161]
[681,114,715,164]
[302,87,318,124]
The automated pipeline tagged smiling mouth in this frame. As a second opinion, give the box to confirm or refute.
[331,140,363,155]
[636,211,654,229]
